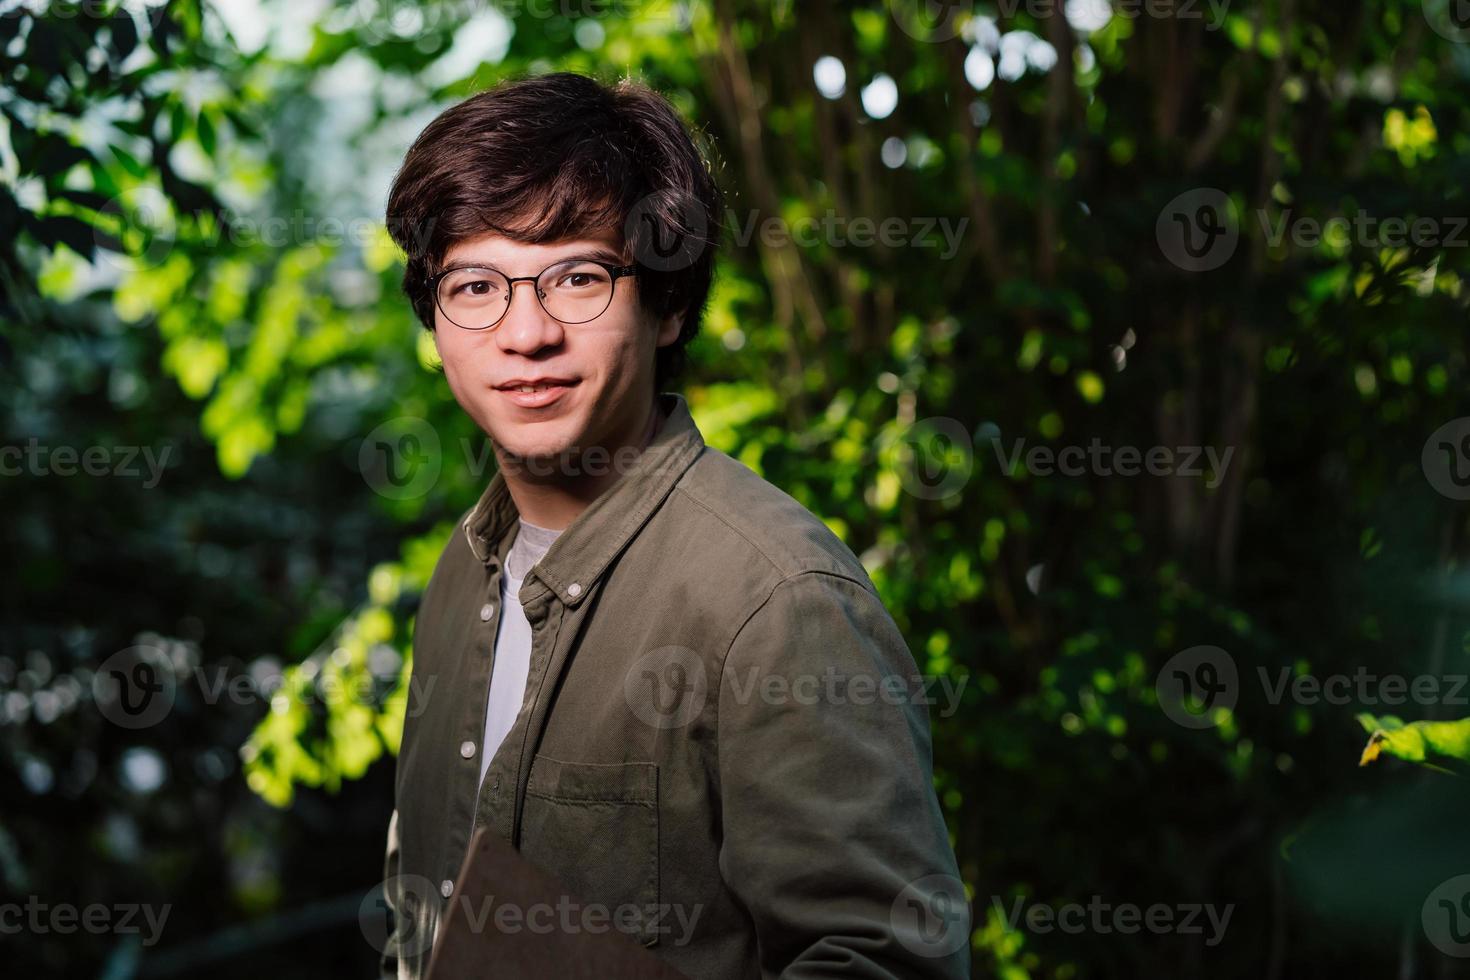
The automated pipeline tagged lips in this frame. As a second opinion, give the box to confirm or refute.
[495,378,579,409]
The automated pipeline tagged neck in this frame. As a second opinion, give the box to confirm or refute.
[496,397,664,531]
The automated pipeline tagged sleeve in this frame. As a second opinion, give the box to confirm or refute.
[715,570,971,979]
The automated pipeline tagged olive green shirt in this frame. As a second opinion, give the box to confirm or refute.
[382,392,970,978]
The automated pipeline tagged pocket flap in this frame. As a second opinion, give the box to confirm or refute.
[526,755,657,805]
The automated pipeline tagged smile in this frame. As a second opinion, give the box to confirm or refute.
[495,379,579,408]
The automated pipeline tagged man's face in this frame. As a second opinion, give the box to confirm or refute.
[431,231,681,467]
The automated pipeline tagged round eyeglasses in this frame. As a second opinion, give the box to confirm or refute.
[427,259,637,331]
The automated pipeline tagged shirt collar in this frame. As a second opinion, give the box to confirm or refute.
[460,392,706,607]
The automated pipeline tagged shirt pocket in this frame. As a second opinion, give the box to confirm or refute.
[520,755,661,947]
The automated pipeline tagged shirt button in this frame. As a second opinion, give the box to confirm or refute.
[480,603,494,621]
[440,879,453,899]
[568,582,582,598]
[459,740,476,759]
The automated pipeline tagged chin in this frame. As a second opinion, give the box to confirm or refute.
[487,420,579,462]
[494,436,570,460]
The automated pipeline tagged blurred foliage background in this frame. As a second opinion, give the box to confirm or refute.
[4,0,1470,976]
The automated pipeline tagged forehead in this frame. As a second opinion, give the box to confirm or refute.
[440,230,625,271]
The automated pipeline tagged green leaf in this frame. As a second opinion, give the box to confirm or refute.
[1358,714,1470,772]
[198,109,217,156]
[109,143,149,179]
[169,99,187,142]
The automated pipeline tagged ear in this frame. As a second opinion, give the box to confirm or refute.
[654,311,685,348]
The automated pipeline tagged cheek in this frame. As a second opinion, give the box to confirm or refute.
[613,305,661,361]
[591,335,651,401]
[433,334,484,405]
[434,335,464,384]
[580,319,650,381]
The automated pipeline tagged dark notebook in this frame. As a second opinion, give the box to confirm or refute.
[424,828,692,979]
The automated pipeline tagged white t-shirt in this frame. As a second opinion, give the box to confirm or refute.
[480,520,563,785]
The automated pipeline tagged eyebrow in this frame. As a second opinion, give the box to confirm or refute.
[437,248,627,276]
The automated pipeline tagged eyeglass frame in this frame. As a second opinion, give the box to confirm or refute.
[425,259,638,331]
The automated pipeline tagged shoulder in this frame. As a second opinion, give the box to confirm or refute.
[647,448,915,675]
[664,446,876,593]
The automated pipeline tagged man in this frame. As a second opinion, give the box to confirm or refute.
[379,72,970,979]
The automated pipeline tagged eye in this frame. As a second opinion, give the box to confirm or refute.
[441,271,505,301]
[553,268,610,289]
[455,278,498,296]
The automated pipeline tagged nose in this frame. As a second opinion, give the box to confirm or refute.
[494,279,565,356]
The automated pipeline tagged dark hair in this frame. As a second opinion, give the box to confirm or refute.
[385,72,723,390]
